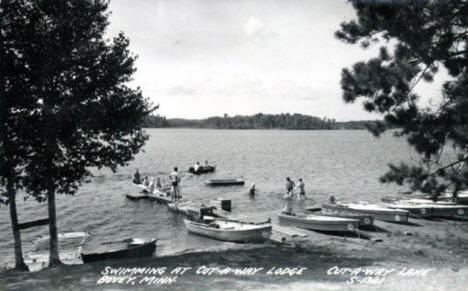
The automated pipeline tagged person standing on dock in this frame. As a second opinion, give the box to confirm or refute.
[169,167,181,200]
[156,177,162,189]
[297,178,306,200]
[148,177,155,194]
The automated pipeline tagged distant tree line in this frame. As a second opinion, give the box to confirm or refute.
[143,113,384,130]
[142,114,171,127]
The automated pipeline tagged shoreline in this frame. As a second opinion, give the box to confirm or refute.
[3,217,467,291]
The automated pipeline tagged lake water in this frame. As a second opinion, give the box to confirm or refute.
[0,129,422,266]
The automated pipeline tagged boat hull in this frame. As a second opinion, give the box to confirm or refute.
[430,205,468,218]
[320,207,375,226]
[184,220,271,243]
[382,203,434,218]
[278,213,360,232]
[188,166,216,175]
[205,179,245,186]
[322,204,409,223]
[81,239,156,263]
[380,198,468,218]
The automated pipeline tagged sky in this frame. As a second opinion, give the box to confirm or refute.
[107,0,448,121]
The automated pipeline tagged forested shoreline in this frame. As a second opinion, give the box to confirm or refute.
[143,113,383,130]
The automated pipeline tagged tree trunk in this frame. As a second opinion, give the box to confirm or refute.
[47,186,62,266]
[7,179,28,271]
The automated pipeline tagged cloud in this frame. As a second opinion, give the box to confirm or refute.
[244,17,264,38]
[166,86,196,96]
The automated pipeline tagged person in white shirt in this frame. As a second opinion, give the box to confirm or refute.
[169,167,181,200]
[194,162,200,172]
[148,177,155,194]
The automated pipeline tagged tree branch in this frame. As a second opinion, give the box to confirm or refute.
[429,156,468,176]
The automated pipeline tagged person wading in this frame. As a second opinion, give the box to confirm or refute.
[283,177,295,215]
[297,178,306,200]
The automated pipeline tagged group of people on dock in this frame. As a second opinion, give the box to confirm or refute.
[133,167,182,200]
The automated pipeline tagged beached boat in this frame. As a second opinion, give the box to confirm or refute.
[321,203,410,223]
[442,190,468,204]
[278,213,360,232]
[81,238,157,263]
[381,202,434,218]
[204,179,245,186]
[424,204,468,218]
[318,207,375,226]
[188,165,216,175]
[380,198,468,218]
[381,197,456,205]
[184,218,272,243]
[25,232,89,270]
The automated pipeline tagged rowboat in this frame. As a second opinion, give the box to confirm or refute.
[188,165,216,175]
[318,207,375,226]
[381,197,455,205]
[204,179,245,186]
[381,202,434,218]
[81,238,156,263]
[381,198,468,218]
[321,203,410,223]
[126,193,154,200]
[184,218,272,243]
[278,213,360,232]
[442,190,468,204]
[424,204,468,218]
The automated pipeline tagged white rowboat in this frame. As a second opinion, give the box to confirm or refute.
[184,219,272,243]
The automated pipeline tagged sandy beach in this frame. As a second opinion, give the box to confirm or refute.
[3,216,467,291]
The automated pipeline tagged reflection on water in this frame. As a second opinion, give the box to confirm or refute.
[0,129,420,265]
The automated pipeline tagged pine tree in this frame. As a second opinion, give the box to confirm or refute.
[1,0,154,266]
[336,0,468,197]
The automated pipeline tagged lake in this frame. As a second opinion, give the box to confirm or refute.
[0,128,418,266]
